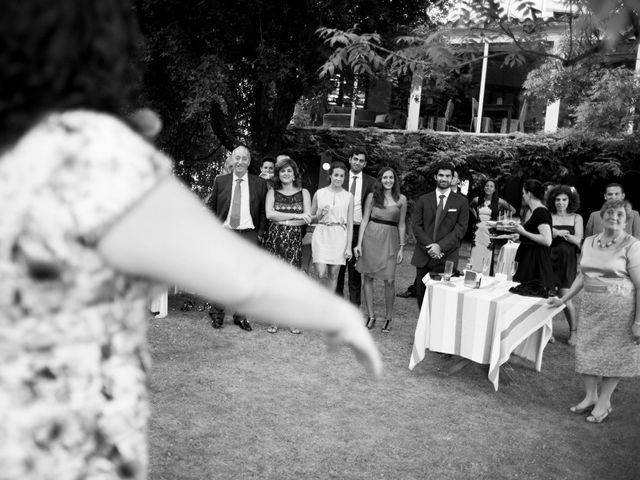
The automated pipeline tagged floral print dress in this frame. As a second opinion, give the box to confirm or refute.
[0,111,172,479]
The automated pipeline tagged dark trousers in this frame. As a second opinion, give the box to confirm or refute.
[336,224,361,305]
[211,228,259,320]
[415,265,430,310]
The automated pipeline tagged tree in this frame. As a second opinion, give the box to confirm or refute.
[136,0,437,165]
[317,0,640,83]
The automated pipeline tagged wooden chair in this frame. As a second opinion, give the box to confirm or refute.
[500,100,528,133]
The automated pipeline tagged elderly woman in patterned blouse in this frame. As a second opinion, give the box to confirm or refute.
[0,1,381,478]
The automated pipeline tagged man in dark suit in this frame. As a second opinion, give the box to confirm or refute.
[411,162,469,308]
[397,169,464,298]
[336,148,376,306]
[206,145,268,331]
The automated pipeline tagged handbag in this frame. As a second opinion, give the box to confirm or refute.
[302,225,314,246]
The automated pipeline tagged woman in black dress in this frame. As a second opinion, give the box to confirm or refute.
[547,185,583,345]
[513,179,554,291]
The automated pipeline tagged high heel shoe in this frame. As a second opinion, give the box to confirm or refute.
[586,407,612,424]
[569,403,594,414]
[366,316,376,329]
[381,318,391,333]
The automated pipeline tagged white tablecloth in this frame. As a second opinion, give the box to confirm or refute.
[409,277,564,390]
[150,290,168,318]
[496,241,519,280]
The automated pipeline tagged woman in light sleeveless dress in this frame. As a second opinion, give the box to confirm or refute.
[468,179,515,272]
[355,167,407,333]
[311,161,354,291]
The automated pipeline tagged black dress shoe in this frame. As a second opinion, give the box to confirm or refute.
[396,290,415,298]
[208,312,223,329]
[234,318,252,331]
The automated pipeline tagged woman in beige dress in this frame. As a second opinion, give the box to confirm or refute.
[549,199,640,423]
[354,167,407,333]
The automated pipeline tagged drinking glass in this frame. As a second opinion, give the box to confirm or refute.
[481,257,491,275]
[443,260,454,282]
[510,261,519,279]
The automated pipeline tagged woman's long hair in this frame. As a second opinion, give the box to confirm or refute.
[272,157,302,190]
[0,0,141,147]
[372,167,401,208]
[473,179,500,221]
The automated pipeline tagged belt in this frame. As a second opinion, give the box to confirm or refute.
[584,282,634,296]
[231,228,255,233]
[318,222,346,229]
[370,218,398,227]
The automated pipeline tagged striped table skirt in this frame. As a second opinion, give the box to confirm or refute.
[409,276,564,390]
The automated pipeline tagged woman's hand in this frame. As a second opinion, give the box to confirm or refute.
[318,205,330,221]
[396,248,404,264]
[632,322,640,345]
[326,313,383,377]
[299,213,312,224]
[554,228,570,239]
[547,297,565,308]
[353,245,362,258]
[345,248,352,261]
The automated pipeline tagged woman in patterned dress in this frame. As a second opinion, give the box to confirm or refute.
[311,161,354,291]
[0,2,381,478]
[549,199,640,423]
[264,157,311,333]
[547,185,583,346]
[354,167,407,333]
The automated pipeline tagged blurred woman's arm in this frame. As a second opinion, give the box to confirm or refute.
[98,177,382,375]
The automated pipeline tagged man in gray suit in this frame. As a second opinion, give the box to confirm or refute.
[411,162,469,308]
[206,146,268,331]
[585,183,640,239]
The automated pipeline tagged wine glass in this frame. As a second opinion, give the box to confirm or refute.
[481,257,491,276]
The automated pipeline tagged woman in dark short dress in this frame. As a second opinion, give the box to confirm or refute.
[354,167,407,333]
[549,199,640,423]
[547,185,583,346]
[513,179,555,290]
[264,157,311,333]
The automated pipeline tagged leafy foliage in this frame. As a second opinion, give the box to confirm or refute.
[282,127,640,207]
[317,0,640,82]
[137,0,434,168]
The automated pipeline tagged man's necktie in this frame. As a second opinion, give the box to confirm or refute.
[350,176,357,195]
[434,194,446,236]
[229,178,242,229]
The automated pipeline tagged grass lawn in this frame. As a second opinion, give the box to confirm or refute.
[148,244,640,480]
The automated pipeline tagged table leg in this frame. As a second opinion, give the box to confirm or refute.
[446,358,471,376]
